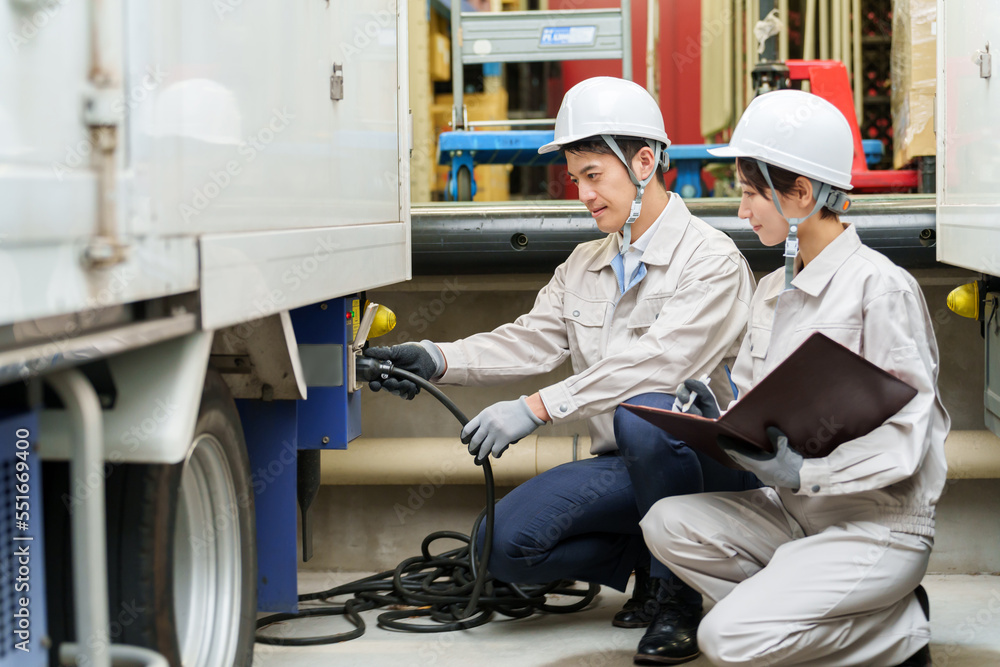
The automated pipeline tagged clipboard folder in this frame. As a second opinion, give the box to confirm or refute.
[622,333,918,468]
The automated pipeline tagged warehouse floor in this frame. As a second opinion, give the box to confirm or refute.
[254,572,1000,666]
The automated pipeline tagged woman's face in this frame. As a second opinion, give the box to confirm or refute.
[737,179,790,247]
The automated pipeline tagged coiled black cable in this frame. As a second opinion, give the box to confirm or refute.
[255,361,600,646]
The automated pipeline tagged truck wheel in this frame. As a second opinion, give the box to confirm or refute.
[106,370,257,666]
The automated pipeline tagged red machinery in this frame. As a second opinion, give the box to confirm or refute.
[786,59,919,193]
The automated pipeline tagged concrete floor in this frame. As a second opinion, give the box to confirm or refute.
[254,572,1000,666]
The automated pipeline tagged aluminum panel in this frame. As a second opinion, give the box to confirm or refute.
[0,236,198,327]
[199,222,408,330]
[936,0,1000,274]
[460,10,624,64]
[131,0,403,236]
[2,0,410,330]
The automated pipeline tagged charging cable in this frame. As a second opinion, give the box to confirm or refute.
[254,358,599,645]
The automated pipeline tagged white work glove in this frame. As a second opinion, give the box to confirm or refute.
[718,426,803,490]
[462,397,545,463]
[674,378,720,419]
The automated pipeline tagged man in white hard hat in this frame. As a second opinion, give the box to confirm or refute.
[366,76,759,664]
[641,89,946,667]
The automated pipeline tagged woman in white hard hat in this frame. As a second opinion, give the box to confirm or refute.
[365,76,759,664]
[640,89,948,667]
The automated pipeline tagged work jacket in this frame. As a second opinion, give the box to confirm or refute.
[437,195,755,454]
[728,224,949,537]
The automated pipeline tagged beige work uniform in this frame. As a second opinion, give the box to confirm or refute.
[641,225,950,666]
[436,195,755,454]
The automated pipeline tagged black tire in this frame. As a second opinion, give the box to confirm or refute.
[45,370,257,666]
[456,166,473,201]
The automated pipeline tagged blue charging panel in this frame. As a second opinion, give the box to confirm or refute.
[291,299,361,450]
[0,412,47,667]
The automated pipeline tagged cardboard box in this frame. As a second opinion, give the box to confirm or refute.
[891,0,937,168]
[432,90,511,201]
[429,11,452,83]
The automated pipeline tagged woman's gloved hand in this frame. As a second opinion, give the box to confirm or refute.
[717,426,803,490]
[363,341,445,399]
[674,378,720,418]
[462,397,545,463]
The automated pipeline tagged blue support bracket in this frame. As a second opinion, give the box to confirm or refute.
[236,399,299,612]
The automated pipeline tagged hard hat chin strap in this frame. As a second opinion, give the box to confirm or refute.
[757,161,850,289]
[602,135,666,253]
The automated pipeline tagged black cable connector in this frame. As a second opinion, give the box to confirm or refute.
[255,357,600,646]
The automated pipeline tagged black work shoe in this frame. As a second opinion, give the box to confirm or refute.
[633,595,701,665]
[613,565,656,628]
[892,585,931,667]
[893,643,931,667]
[914,584,930,620]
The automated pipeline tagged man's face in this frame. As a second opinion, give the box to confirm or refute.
[566,150,637,235]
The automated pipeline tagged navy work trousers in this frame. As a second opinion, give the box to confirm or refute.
[476,392,759,602]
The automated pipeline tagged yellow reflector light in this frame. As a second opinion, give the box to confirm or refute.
[946,282,980,319]
[367,303,397,338]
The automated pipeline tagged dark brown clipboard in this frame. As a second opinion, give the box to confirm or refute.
[622,333,919,469]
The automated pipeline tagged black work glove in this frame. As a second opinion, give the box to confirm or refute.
[674,378,721,419]
[363,341,444,400]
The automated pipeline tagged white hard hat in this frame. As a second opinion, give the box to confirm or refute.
[708,89,854,190]
[538,77,671,154]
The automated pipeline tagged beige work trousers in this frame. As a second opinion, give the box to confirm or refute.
[640,488,932,666]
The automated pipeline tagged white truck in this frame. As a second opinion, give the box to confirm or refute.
[934,0,1000,437]
[1,1,409,666]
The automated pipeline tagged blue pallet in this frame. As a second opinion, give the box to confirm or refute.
[440,131,885,199]
[438,130,563,167]
[439,131,885,167]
